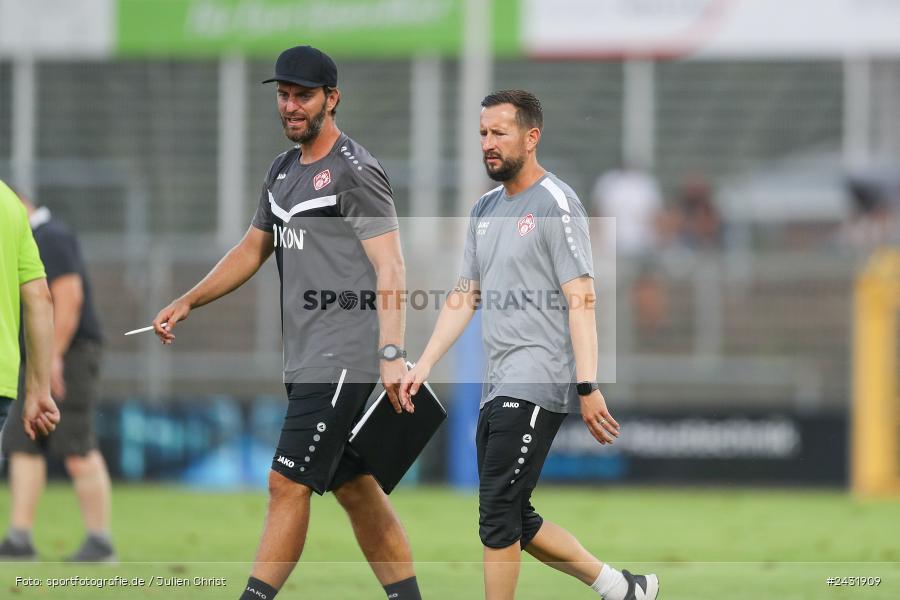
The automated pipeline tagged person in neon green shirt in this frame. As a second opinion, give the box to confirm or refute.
[0,179,59,439]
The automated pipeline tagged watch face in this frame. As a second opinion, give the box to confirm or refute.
[382,345,398,360]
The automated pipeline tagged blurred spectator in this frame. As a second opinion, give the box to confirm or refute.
[591,165,664,257]
[591,165,668,333]
[0,189,114,563]
[671,174,723,251]
[840,170,899,252]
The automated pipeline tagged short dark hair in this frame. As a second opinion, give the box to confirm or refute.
[324,86,340,117]
[481,89,543,131]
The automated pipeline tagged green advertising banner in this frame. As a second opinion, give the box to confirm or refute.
[116,0,521,57]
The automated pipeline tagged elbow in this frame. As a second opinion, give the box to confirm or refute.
[376,258,406,283]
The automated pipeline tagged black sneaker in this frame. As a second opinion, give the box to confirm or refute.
[66,536,117,563]
[0,536,37,560]
[623,569,660,600]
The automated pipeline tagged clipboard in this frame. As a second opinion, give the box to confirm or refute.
[349,373,447,494]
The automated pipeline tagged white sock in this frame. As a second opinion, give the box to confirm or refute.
[590,564,629,600]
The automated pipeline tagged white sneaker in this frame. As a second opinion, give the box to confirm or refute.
[622,570,659,600]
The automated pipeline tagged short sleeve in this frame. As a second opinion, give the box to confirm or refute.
[459,213,479,281]
[17,207,45,286]
[251,180,276,233]
[38,229,80,282]
[543,201,594,286]
[339,162,399,240]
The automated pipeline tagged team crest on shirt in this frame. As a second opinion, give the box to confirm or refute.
[517,213,536,237]
[313,169,332,191]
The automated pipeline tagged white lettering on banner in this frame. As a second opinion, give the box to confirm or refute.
[274,225,306,250]
[185,0,454,38]
[552,417,801,459]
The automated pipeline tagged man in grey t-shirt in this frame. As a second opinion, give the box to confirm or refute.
[153,46,422,600]
[402,91,659,600]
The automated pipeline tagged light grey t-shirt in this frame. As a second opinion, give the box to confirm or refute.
[460,173,594,413]
[252,134,398,381]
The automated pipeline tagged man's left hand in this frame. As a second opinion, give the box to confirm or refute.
[580,390,620,445]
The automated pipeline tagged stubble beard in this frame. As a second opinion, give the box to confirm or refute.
[283,102,328,144]
[484,153,526,182]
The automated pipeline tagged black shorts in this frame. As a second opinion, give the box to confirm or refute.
[476,396,567,549]
[0,396,11,435]
[2,339,101,458]
[271,367,377,495]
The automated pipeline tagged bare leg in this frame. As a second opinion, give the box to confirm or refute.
[9,453,46,530]
[333,475,415,585]
[64,450,112,533]
[484,542,520,600]
[250,470,313,589]
[524,520,603,584]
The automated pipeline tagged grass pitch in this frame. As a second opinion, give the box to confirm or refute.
[0,484,897,598]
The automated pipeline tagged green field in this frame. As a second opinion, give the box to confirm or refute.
[0,484,898,599]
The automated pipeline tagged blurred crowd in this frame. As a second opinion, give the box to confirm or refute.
[589,161,900,334]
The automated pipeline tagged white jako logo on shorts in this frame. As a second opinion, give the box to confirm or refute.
[276,456,295,468]
[522,434,532,443]
[314,169,332,191]
[502,401,519,408]
[317,422,327,432]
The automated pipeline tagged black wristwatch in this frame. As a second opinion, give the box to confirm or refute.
[378,344,407,361]
[576,381,600,396]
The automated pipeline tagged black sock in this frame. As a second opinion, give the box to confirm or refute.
[240,576,278,600]
[383,576,421,600]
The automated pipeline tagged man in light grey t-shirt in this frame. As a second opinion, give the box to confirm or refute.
[460,171,593,414]
[403,90,659,600]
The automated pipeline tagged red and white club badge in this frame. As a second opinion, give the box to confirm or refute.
[313,169,332,191]
[517,213,536,237]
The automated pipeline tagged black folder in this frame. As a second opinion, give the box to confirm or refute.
[348,374,446,494]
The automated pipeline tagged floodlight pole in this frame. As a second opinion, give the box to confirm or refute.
[11,54,36,195]
[623,59,655,171]
[457,0,492,214]
[448,0,492,490]
[217,54,247,248]
[410,53,442,245]
[843,55,871,169]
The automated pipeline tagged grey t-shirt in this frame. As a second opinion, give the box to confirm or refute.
[252,134,398,381]
[460,173,594,413]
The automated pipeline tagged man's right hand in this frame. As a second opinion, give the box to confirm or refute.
[22,392,60,441]
[152,298,191,345]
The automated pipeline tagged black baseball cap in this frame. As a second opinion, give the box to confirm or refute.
[262,45,338,88]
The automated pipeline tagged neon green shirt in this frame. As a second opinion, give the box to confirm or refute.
[0,180,46,399]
